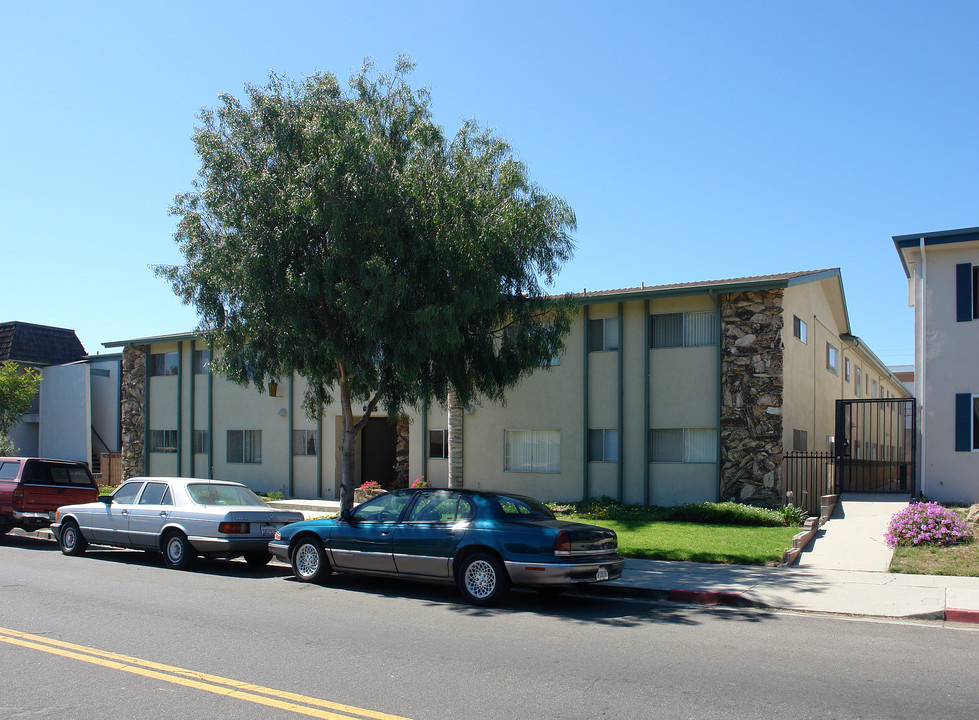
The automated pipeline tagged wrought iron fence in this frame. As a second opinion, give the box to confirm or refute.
[782,451,834,517]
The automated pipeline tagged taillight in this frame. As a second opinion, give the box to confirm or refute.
[12,487,23,509]
[219,522,250,534]
[554,530,570,555]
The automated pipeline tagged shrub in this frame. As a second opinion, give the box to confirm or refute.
[264,491,283,501]
[411,477,429,489]
[547,498,803,527]
[359,480,382,491]
[884,502,973,548]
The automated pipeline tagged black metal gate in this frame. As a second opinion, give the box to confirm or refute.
[782,451,834,516]
[834,398,916,495]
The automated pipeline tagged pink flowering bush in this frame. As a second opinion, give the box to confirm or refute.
[358,480,382,491]
[411,477,429,489]
[884,502,973,548]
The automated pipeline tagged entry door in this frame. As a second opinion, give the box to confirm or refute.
[361,418,398,487]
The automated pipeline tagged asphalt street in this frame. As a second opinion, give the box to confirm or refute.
[2,533,978,720]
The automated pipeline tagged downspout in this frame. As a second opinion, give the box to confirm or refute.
[643,299,650,506]
[143,346,150,476]
[617,302,624,501]
[918,238,927,497]
[709,290,722,501]
[288,375,294,497]
[176,341,183,477]
[207,341,214,479]
[582,304,590,500]
[420,398,427,487]
[189,340,196,478]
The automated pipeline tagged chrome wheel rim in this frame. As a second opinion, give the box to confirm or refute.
[63,525,76,551]
[464,559,496,599]
[295,543,320,578]
[166,536,184,564]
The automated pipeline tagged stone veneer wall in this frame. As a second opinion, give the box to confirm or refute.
[120,346,146,481]
[719,289,785,507]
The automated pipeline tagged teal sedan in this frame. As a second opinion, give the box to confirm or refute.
[269,488,624,605]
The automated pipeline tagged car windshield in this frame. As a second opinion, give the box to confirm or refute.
[187,483,267,506]
[493,494,555,519]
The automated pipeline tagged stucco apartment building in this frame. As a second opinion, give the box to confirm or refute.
[104,268,908,508]
[1,321,121,468]
[896,226,979,503]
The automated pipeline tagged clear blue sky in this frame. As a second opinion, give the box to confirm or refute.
[4,1,977,366]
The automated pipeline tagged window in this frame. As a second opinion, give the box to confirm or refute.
[149,352,178,377]
[650,428,717,463]
[826,343,839,374]
[855,367,862,397]
[650,311,718,348]
[111,481,143,504]
[193,349,211,374]
[227,430,262,464]
[587,317,619,352]
[588,429,619,462]
[793,316,807,344]
[504,429,560,473]
[871,379,878,398]
[428,429,447,459]
[406,491,475,523]
[793,429,808,452]
[844,357,851,382]
[292,429,318,456]
[149,430,177,453]
[193,429,209,455]
[954,394,979,451]
[138,482,172,506]
[826,435,835,455]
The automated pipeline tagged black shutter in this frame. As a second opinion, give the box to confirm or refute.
[955,393,972,452]
[956,263,973,322]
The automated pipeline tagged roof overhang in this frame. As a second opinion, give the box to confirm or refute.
[893,226,979,278]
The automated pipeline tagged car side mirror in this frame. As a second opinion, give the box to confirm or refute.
[340,508,354,522]
[99,495,112,504]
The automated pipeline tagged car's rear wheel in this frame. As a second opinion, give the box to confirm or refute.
[59,519,87,556]
[457,552,510,606]
[244,551,272,567]
[291,536,330,583]
[162,531,196,570]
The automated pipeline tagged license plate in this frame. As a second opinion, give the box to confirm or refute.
[596,567,609,581]
[261,525,276,537]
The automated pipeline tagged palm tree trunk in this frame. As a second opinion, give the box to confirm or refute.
[447,386,464,488]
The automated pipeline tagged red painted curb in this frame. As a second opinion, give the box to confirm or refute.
[945,608,979,624]
[668,589,743,607]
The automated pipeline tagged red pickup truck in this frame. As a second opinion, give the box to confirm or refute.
[0,457,99,535]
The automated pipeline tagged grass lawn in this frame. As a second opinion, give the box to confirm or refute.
[567,518,799,565]
[889,509,978,576]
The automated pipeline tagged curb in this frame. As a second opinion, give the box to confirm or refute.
[945,608,979,624]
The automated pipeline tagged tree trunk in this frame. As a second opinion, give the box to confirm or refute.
[447,386,464,489]
[338,365,378,512]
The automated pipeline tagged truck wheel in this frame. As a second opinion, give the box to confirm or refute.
[59,519,88,556]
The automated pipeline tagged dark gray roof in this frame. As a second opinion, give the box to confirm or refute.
[0,322,87,366]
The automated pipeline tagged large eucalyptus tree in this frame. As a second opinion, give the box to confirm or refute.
[158,58,575,510]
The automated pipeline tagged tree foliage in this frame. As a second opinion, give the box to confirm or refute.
[0,362,42,454]
[157,58,576,507]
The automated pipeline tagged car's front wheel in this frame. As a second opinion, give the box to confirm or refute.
[291,536,330,583]
[162,531,196,570]
[457,552,510,606]
[59,519,87,556]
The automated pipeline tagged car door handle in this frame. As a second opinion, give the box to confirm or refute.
[121,510,129,515]
[381,531,391,536]
[159,512,168,518]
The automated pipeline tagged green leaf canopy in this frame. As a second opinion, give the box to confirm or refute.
[158,58,576,421]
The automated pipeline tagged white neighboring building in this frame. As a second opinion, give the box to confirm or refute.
[895,226,979,503]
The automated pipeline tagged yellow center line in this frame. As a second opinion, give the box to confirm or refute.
[0,626,414,720]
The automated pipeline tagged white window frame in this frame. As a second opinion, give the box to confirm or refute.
[650,428,717,464]
[428,429,448,459]
[826,343,839,374]
[227,429,262,464]
[292,429,318,457]
[504,429,561,473]
[588,428,619,463]
[793,316,807,344]
[588,317,619,352]
[193,429,209,455]
[149,429,177,454]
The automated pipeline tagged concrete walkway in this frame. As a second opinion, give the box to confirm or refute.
[794,493,909,571]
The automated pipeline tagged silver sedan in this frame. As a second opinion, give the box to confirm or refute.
[51,478,304,569]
